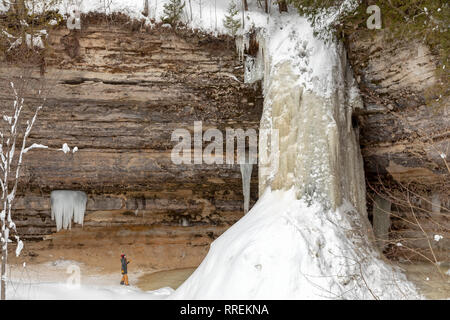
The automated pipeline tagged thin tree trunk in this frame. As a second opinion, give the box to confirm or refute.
[278,0,287,13]
[13,0,26,15]
[1,237,6,300]
[143,0,149,17]
[264,0,268,13]
[189,0,193,21]
[214,0,217,30]
[1,133,9,301]
[1,139,10,301]
[242,0,248,11]
[241,0,245,29]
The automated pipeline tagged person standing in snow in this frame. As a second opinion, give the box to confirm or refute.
[120,253,131,286]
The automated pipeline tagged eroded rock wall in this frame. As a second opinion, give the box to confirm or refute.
[0,21,263,268]
[346,31,449,261]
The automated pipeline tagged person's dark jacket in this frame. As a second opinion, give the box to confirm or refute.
[121,257,130,274]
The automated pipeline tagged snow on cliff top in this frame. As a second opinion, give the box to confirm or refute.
[1,1,359,99]
[0,1,357,35]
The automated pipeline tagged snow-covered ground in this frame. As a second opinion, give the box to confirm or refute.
[6,260,173,299]
[7,281,172,300]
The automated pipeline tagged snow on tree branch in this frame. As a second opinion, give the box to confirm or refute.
[0,79,47,299]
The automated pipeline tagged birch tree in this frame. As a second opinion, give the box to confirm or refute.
[0,78,48,300]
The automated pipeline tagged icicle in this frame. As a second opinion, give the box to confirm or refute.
[15,239,23,257]
[244,31,265,84]
[50,191,87,232]
[240,163,253,214]
[431,193,441,214]
[244,55,264,84]
[181,217,190,227]
[235,33,250,62]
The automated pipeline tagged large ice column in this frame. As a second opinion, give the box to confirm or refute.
[50,190,88,232]
[255,23,367,218]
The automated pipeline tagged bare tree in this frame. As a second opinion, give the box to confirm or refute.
[241,0,245,29]
[278,0,287,13]
[142,0,150,17]
[0,0,61,298]
[365,107,449,281]
[188,0,193,21]
[242,0,248,11]
[214,0,217,31]
[0,76,49,300]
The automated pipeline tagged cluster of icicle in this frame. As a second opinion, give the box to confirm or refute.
[50,191,87,231]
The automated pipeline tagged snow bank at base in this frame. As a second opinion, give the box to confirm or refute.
[172,188,420,299]
[6,281,173,300]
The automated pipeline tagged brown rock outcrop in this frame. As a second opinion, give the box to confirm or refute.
[0,21,263,269]
[346,31,449,261]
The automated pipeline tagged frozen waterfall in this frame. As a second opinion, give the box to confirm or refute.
[171,11,419,299]
[50,190,87,232]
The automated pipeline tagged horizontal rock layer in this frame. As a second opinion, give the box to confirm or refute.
[346,30,449,261]
[0,21,262,267]
[1,20,447,263]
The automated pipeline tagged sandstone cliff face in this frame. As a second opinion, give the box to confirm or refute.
[0,21,262,267]
[346,31,449,261]
[1,19,448,265]
[348,34,448,186]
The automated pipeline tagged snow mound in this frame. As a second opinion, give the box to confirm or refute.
[172,188,420,299]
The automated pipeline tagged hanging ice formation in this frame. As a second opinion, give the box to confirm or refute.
[50,190,87,231]
[240,162,253,214]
